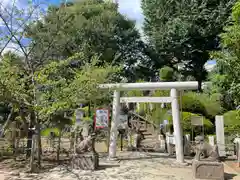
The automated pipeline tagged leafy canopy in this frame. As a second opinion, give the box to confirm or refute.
[27,0,154,81]
[211,0,240,107]
[142,0,235,90]
[35,52,120,119]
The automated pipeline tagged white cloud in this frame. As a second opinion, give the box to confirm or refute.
[118,0,144,24]
[118,0,144,37]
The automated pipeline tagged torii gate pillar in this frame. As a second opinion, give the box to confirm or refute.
[170,88,184,163]
[108,90,120,159]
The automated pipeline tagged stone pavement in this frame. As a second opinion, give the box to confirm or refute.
[1,152,239,180]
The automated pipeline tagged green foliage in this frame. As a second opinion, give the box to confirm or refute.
[126,90,143,97]
[35,52,119,119]
[151,90,171,109]
[149,108,169,125]
[0,50,118,129]
[223,110,240,134]
[211,0,240,107]
[41,128,59,137]
[224,110,240,125]
[164,111,213,134]
[181,92,206,116]
[181,92,224,119]
[142,0,235,90]
[159,66,174,81]
[0,52,32,109]
[27,0,153,81]
[197,93,224,119]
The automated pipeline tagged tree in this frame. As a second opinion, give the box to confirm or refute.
[35,53,119,120]
[27,0,156,82]
[0,1,76,160]
[142,0,235,90]
[207,65,236,110]
[0,1,119,165]
[211,0,240,108]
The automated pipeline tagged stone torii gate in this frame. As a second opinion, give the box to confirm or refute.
[99,81,207,163]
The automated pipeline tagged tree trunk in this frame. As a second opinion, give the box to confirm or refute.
[30,135,37,172]
[0,107,14,137]
[26,112,35,157]
[70,131,74,152]
[57,128,62,164]
[197,79,202,92]
[36,119,41,167]
[20,111,29,138]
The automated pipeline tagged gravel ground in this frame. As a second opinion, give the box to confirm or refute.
[1,152,239,180]
[36,152,193,180]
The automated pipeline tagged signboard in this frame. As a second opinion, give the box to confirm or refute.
[94,109,109,129]
[191,116,203,126]
[118,114,128,129]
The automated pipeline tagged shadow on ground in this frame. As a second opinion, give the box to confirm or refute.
[97,164,120,170]
[117,154,194,161]
[224,173,237,180]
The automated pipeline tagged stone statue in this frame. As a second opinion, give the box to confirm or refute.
[75,133,95,154]
[194,135,220,162]
[72,132,99,170]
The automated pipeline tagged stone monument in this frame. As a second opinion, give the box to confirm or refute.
[215,115,226,157]
[184,134,191,156]
[192,135,224,180]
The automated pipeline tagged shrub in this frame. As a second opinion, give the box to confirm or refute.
[181,92,206,115]
[197,93,224,119]
[164,111,214,134]
[41,128,60,137]
[159,66,174,81]
[223,110,240,125]
[181,92,223,120]
[223,110,240,134]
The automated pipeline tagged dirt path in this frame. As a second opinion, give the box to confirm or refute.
[0,152,239,180]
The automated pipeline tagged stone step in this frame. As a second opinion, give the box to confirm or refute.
[142,135,157,139]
